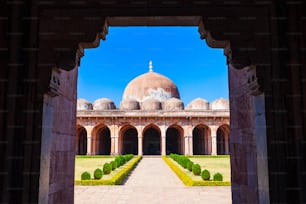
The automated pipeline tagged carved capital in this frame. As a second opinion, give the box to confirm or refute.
[47,67,61,97]
[246,65,262,96]
[199,19,253,70]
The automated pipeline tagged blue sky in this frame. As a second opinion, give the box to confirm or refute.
[77,26,228,106]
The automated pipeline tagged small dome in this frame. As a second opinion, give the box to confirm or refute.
[120,99,140,110]
[211,98,229,110]
[77,98,93,110]
[93,98,116,110]
[163,98,184,110]
[186,98,209,110]
[141,98,161,111]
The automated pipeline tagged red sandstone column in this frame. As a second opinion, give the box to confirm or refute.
[184,136,189,155]
[138,135,143,156]
[84,126,93,155]
[110,125,119,155]
[210,125,217,155]
[136,126,143,156]
[189,136,193,156]
[160,125,166,155]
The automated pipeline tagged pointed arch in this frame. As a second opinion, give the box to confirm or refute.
[119,125,138,155]
[166,124,184,155]
[76,125,87,155]
[217,124,230,155]
[192,124,211,155]
[92,123,111,155]
[142,124,161,155]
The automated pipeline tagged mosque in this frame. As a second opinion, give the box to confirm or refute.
[76,61,230,156]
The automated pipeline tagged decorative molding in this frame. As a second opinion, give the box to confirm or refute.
[246,65,262,96]
[198,20,231,61]
[47,67,61,97]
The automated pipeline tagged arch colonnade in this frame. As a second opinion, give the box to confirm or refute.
[76,121,230,156]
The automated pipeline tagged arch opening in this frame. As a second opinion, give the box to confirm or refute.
[143,126,161,155]
[76,126,87,155]
[166,126,184,155]
[217,125,230,155]
[192,125,211,155]
[120,126,138,155]
[95,126,111,155]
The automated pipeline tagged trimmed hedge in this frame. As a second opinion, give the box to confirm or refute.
[213,172,223,181]
[75,156,142,185]
[110,161,117,170]
[201,169,210,181]
[103,163,112,175]
[163,156,231,186]
[81,171,91,180]
[94,168,103,179]
[186,161,193,172]
[162,156,194,186]
[192,164,201,176]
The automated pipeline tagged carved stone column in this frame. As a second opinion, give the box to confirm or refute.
[188,136,193,156]
[110,125,119,155]
[138,135,143,156]
[84,126,93,155]
[159,125,166,156]
[210,125,218,156]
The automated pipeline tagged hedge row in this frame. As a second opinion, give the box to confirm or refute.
[80,154,134,180]
[169,154,201,176]
[163,156,231,186]
[75,156,142,185]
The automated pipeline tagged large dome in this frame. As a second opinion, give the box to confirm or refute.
[122,61,180,102]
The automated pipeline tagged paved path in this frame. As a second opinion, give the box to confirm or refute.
[75,157,232,204]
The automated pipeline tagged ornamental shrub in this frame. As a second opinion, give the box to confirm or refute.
[124,154,134,161]
[213,172,223,181]
[201,169,210,181]
[81,171,91,180]
[110,161,117,170]
[115,157,121,167]
[192,164,201,176]
[103,163,112,175]
[94,168,103,179]
[187,161,193,172]
[118,156,126,166]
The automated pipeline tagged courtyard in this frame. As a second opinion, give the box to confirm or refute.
[75,157,231,204]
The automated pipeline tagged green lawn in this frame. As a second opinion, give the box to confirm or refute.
[75,156,115,180]
[189,156,231,181]
[168,156,231,182]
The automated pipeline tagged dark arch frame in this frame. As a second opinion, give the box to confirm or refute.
[217,124,230,155]
[192,124,211,155]
[76,125,87,155]
[92,124,111,155]
[142,124,161,155]
[166,125,184,155]
[119,125,138,155]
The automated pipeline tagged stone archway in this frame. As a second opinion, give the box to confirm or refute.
[76,125,87,155]
[9,3,303,203]
[166,125,184,155]
[217,124,230,155]
[93,125,111,155]
[120,125,138,155]
[143,125,161,155]
[192,124,211,155]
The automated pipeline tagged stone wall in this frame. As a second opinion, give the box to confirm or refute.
[39,68,78,203]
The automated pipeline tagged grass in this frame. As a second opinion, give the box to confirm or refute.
[163,156,231,186]
[75,156,142,185]
[75,156,115,180]
[189,156,231,182]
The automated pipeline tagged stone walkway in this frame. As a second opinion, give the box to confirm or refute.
[75,157,232,204]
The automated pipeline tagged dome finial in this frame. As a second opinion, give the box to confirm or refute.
[149,60,153,72]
